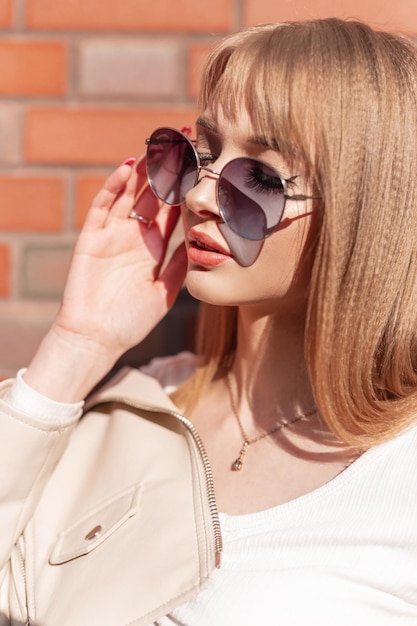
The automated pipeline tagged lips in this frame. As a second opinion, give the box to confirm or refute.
[186,227,232,266]
[188,228,231,256]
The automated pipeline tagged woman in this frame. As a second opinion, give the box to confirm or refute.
[1,17,417,625]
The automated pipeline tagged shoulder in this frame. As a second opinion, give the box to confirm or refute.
[139,351,198,392]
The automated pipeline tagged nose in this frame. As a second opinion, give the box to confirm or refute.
[184,165,222,220]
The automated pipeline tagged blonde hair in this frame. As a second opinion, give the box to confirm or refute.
[172,18,417,449]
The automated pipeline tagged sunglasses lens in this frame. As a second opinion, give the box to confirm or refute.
[218,158,286,240]
[146,128,198,205]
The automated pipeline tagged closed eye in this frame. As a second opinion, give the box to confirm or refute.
[245,165,285,195]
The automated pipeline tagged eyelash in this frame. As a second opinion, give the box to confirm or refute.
[245,167,287,195]
[195,151,298,194]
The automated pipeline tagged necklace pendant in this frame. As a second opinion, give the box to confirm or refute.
[231,441,249,471]
[232,458,243,471]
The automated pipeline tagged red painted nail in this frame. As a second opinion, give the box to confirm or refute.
[122,157,136,166]
[181,126,192,135]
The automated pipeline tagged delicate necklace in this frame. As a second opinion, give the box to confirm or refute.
[226,372,317,471]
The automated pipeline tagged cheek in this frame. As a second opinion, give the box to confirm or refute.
[182,205,315,306]
[260,215,313,284]
[255,232,303,294]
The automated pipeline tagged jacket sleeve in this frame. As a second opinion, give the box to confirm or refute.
[0,378,80,571]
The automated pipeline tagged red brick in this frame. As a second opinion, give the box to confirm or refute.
[243,0,417,34]
[78,39,181,100]
[23,244,74,297]
[0,301,59,376]
[0,243,10,297]
[74,172,108,230]
[26,0,234,32]
[187,42,216,100]
[0,175,65,231]
[25,107,198,165]
[0,41,67,96]
[0,0,12,28]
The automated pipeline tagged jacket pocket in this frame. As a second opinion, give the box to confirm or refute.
[49,483,142,565]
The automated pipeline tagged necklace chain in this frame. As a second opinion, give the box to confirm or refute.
[226,372,317,472]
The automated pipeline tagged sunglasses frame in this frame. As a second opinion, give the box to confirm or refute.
[145,126,319,241]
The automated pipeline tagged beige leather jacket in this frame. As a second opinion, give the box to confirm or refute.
[0,368,222,626]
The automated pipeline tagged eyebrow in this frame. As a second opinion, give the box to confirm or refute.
[248,134,280,150]
[195,116,217,132]
[195,115,280,150]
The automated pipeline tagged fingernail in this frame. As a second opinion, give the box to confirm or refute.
[122,157,136,166]
[181,126,192,135]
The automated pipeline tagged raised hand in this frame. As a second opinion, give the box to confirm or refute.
[24,156,188,402]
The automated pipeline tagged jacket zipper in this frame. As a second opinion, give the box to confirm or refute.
[92,398,223,567]
[15,536,32,625]
[173,409,223,567]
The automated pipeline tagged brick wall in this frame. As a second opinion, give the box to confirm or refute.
[1,0,416,377]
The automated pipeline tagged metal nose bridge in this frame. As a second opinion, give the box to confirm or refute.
[198,165,220,179]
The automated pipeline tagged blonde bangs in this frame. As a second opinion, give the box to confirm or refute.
[198,24,317,174]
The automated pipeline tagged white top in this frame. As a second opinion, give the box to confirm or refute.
[6,355,417,625]
[156,425,417,625]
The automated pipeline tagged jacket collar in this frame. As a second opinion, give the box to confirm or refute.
[85,366,179,414]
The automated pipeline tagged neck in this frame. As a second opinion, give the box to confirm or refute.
[229,304,315,429]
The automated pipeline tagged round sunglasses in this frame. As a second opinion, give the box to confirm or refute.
[145,127,318,241]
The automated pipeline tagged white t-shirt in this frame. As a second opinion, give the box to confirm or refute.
[6,354,417,625]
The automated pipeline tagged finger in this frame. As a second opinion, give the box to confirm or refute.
[134,152,147,184]
[131,152,148,203]
[107,163,141,220]
[132,184,160,223]
[82,162,134,231]
[109,152,152,221]
[135,197,182,257]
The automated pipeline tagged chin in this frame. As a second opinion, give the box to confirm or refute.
[185,269,308,315]
[185,271,237,306]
